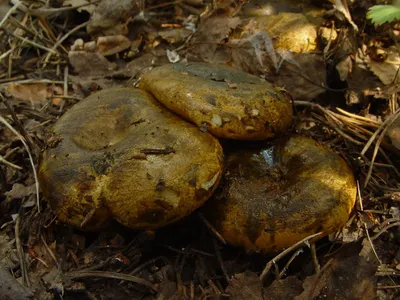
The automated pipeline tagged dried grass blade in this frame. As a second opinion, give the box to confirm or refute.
[0,115,40,211]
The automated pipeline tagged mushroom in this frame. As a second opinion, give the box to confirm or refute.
[204,135,356,252]
[39,88,223,230]
[139,62,293,140]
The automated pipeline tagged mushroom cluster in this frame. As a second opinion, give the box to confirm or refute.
[39,63,356,252]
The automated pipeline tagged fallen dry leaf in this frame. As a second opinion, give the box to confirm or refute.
[188,16,241,62]
[87,0,140,35]
[387,113,400,150]
[97,35,132,56]
[7,83,48,105]
[295,254,377,300]
[63,0,96,14]
[262,276,304,300]
[68,51,116,76]
[369,46,400,86]
[5,183,36,200]
[225,271,263,300]
[158,28,192,44]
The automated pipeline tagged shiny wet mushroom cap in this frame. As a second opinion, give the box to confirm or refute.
[204,135,356,252]
[39,88,223,230]
[139,63,293,140]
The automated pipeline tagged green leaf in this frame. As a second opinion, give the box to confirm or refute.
[366,5,400,25]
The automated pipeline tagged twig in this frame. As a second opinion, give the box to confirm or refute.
[40,234,60,268]
[371,221,400,241]
[363,110,400,187]
[277,248,303,280]
[0,154,22,170]
[66,270,158,292]
[310,243,320,273]
[260,232,322,282]
[212,238,229,283]
[15,215,30,287]
[9,31,57,53]
[197,212,226,245]
[363,223,382,264]
[11,0,101,18]
[43,21,89,68]
[0,1,20,28]
[361,109,400,156]
[0,115,40,212]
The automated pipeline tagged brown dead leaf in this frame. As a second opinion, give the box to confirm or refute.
[387,115,400,150]
[295,255,377,300]
[7,83,48,105]
[262,276,303,300]
[63,0,96,14]
[97,35,132,56]
[158,28,192,44]
[266,53,326,100]
[225,271,263,300]
[369,47,400,86]
[68,51,116,76]
[5,183,36,200]
[189,16,241,62]
[87,0,140,35]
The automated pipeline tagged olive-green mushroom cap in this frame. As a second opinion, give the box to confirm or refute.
[39,88,223,230]
[140,63,293,140]
[205,135,356,252]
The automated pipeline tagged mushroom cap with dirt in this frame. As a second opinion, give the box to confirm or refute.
[204,135,357,252]
[139,62,293,140]
[39,88,224,231]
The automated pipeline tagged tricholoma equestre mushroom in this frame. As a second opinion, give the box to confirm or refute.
[204,135,356,252]
[39,88,223,230]
[39,63,356,252]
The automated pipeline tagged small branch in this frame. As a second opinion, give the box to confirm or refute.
[66,270,158,293]
[260,232,322,282]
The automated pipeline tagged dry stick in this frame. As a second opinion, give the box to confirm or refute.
[0,1,21,28]
[11,0,101,18]
[42,21,88,69]
[40,234,60,269]
[0,154,22,169]
[363,110,400,187]
[378,285,400,289]
[63,66,68,97]
[260,232,322,282]
[371,221,400,241]
[295,101,363,145]
[0,115,40,212]
[212,238,229,283]
[15,215,30,287]
[0,49,14,62]
[9,31,57,53]
[197,212,227,245]
[310,243,321,274]
[336,107,381,127]
[277,248,303,280]
[364,223,382,264]
[361,109,400,156]
[66,270,157,292]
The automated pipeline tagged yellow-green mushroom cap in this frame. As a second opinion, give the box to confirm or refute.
[140,63,293,140]
[204,135,356,252]
[39,88,223,231]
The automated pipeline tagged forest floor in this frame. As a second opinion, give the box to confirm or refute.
[0,0,399,299]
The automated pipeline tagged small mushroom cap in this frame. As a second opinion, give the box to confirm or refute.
[204,135,356,252]
[39,88,223,230]
[140,63,293,140]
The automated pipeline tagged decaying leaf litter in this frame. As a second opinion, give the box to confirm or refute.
[0,0,399,298]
